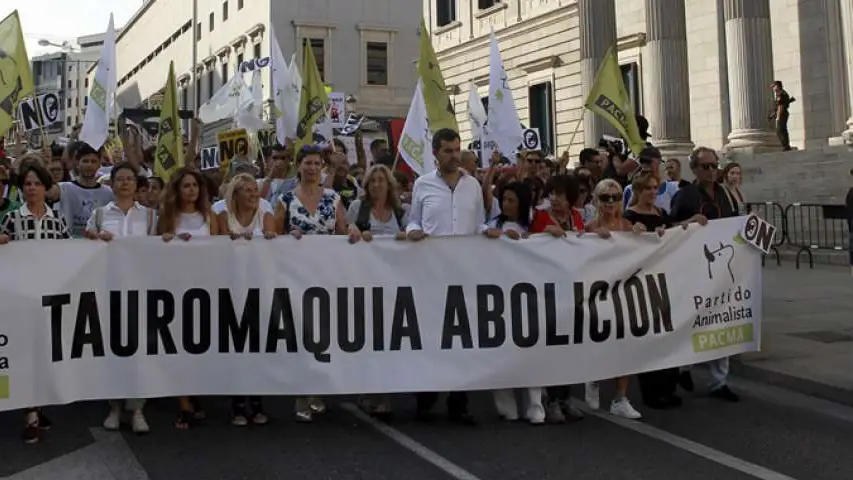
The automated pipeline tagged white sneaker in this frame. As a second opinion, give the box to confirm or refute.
[585,382,600,410]
[526,402,546,425]
[131,411,149,434]
[610,397,642,420]
[103,407,121,431]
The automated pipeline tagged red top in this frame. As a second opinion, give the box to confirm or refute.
[530,208,584,233]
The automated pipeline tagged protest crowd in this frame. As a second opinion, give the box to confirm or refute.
[0,10,750,445]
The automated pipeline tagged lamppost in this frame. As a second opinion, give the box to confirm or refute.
[38,39,98,136]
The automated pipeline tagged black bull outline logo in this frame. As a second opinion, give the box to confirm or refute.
[703,242,735,283]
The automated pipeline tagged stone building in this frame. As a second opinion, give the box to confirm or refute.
[422,0,853,157]
[98,0,419,123]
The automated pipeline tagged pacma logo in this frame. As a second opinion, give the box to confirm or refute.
[703,242,735,283]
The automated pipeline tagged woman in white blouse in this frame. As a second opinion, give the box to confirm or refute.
[216,173,275,426]
[156,168,220,429]
[84,162,156,434]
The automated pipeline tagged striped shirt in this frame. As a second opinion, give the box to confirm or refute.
[0,203,70,240]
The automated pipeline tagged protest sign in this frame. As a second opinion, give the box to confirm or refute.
[217,128,250,175]
[0,218,761,410]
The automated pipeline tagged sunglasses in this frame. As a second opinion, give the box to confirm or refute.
[698,162,718,170]
[598,193,622,204]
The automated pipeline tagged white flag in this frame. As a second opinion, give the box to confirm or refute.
[467,82,487,140]
[236,69,266,132]
[79,13,117,150]
[197,70,246,124]
[487,29,523,161]
[271,28,300,144]
[398,80,435,176]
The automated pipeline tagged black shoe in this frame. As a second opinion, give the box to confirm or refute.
[37,411,52,430]
[448,412,477,426]
[709,386,740,402]
[678,371,695,392]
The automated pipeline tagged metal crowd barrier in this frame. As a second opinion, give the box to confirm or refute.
[782,203,849,269]
[745,202,786,267]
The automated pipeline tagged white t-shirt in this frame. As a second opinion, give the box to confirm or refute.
[211,198,274,215]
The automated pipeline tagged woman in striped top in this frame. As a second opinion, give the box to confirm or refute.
[0,163,69,444]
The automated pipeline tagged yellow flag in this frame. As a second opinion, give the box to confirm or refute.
[154,62,183,182]
[584,47,645,155]
[0,11,35,135]
[417,18,457,133]
[295,40,328,150]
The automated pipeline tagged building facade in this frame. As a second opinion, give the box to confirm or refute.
[105,0,419,135]
[423,0,853,157]
[31,33,103,140]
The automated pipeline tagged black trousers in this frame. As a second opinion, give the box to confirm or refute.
[638,368,678,403]
[776,114,791,150]
[416,391,468,415]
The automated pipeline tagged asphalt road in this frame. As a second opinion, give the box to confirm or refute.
[1,371,851,480]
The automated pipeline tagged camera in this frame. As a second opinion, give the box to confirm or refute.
[598,134,627,157]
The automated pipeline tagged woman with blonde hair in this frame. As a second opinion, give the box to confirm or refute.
[217,173,277,240]
[582,179,643,420]
[156,167,220,429]
[346,164,408,242]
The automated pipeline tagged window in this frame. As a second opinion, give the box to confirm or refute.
[309,38,325,81]
[436,0,457,27]
[85,78,89,88]
[253,42,261,59]
[67,98,72,108]
[209,13,215,32]
[182,85,188,109]
[620,62,641,115]
[76,80,79,89]
[75,116,79,125]
[528,82,554,154]
[68,65,72,72]
[67,80,72,89]
[238,0,243,9]
[196,78,201,109]
[197,22,202,40]
[478,0,500,9]
[67,117,72,126]
[84,96,88,106]
[237,53,244,71]
[207,70,214,100]
[223,2,228,21]
[221,61,228,84]
[366,42,388,86]
[75,97,79,107]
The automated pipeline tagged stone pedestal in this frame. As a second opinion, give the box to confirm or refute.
[578,0,617,148]
[644,0,694,157]
[723,0,780,152]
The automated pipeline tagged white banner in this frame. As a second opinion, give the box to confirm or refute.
[0,218,761,411]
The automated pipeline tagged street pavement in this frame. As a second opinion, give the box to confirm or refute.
[2,264,852,480]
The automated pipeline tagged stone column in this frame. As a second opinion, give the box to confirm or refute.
[644,0,694,156]
[579,0,617,147]
[723,0,780,151]
[840,0,853,142]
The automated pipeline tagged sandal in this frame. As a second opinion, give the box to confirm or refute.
[22,421,39,444]
[174,410,194,430]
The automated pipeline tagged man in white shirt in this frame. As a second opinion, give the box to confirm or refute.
[406,128,501,426]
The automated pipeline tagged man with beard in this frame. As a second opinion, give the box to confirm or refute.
[47,142,115,238]
[324,148,360,210]
[406,128,501,426]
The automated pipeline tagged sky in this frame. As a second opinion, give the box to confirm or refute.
[2,0,143,57]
